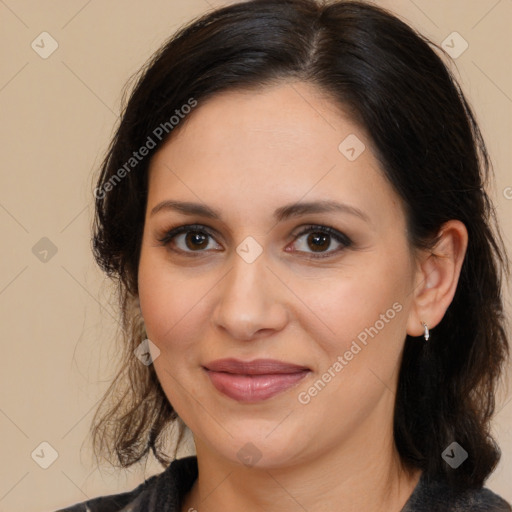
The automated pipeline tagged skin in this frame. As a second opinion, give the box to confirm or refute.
[137,81,468,512]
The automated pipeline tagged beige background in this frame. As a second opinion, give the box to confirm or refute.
[0,0,511,510]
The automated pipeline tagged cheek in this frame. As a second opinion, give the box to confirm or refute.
[301,260,409,352]
[137,256,211,414]
[139,276,199,346]
[138,248,218,359]
[298,266,411,409]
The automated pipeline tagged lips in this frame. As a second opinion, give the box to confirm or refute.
[203,358,310,402]
[204,358,309,374]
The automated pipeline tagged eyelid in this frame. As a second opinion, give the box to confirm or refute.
[288,224,352,259]
[156,222,352,258]
[292,224,352,246]
[156,223,221,249]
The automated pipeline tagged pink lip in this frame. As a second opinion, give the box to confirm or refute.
[203,358,310,402]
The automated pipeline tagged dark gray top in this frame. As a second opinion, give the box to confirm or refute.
[56,455,511,511]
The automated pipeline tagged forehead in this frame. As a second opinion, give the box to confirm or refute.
[147,81,405,232]
[162,81,357,163]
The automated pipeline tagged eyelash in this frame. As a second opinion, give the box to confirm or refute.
[157,223,352,259]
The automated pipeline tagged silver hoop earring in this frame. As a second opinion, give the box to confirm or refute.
[421,322,430,341]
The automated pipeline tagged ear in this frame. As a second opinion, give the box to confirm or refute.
[406,220,468,338]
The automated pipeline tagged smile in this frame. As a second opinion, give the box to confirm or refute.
[203,358,311,402]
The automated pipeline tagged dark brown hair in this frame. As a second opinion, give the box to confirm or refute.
[90,0,510,489]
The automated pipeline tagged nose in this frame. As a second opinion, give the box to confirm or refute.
[211,250,288,341]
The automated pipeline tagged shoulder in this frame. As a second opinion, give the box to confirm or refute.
[54,456,198,512]
[402,473,511,512]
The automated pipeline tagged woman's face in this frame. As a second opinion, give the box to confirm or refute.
[138,81,420,468]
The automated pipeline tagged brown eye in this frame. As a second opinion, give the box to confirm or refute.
[158,224,221,254]
[184,231,209,250]
[290,225,352,259]
[158,223,351,259]
[305,232,331,252]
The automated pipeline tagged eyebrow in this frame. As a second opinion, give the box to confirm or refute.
[150,199,370,224]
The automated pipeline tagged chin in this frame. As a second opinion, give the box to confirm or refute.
[196,418,318,470]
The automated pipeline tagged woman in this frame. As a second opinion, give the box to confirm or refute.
[58,0,511,510]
